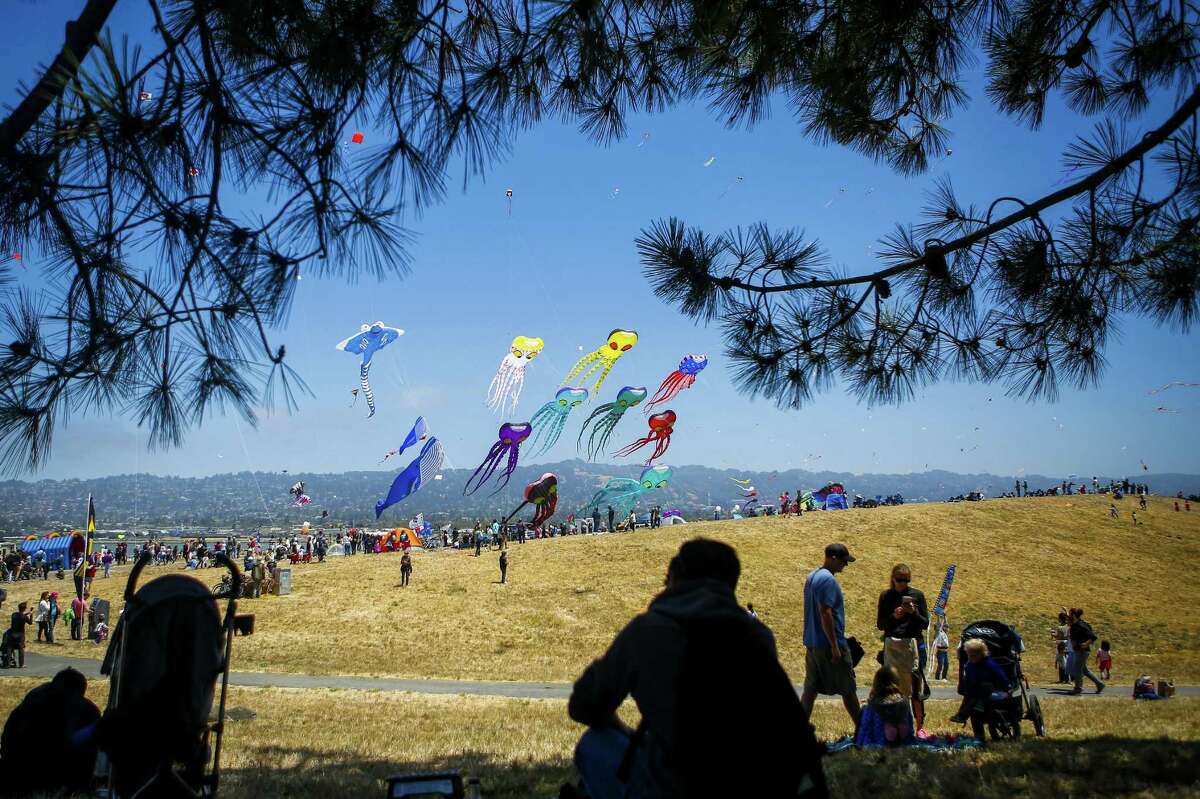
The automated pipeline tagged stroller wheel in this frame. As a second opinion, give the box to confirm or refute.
[1027,695,1046,737]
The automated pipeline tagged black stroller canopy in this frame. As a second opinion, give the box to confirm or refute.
[100,573,225,795]
[960,619,1025,658]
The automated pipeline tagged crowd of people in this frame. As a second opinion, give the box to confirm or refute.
[1009,477,1152,498]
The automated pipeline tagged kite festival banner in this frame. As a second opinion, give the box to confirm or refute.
[932,565,956,616]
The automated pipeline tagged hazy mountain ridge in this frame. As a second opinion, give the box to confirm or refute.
[1,461,1194,532]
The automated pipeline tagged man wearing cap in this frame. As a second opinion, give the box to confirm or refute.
[800,543,860,725]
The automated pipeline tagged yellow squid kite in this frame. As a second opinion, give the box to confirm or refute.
[562,329,638,395]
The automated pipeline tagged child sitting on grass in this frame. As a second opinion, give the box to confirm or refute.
[869,666,911,743]
[1097,640,1113,680]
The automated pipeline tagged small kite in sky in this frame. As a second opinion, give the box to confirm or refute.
[289,481,311,507]
[1148,381,1200,394]
[381,416,430,463]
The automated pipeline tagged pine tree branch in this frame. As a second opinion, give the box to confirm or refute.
[723,83,1200,295]
[0,0,119,153]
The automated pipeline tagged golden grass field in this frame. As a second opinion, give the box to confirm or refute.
[8,494,1200,685]
[0,678,1197,798]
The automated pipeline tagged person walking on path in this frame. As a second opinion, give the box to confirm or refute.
[499,550,508,584]
[1068,608,1105,694]
[876,563,931,737]
[800,543,861,726]
[400,552,412,587]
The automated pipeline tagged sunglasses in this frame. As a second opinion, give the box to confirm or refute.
[894,577,910,583]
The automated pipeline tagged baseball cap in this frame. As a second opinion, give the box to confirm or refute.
[825,543,856,562]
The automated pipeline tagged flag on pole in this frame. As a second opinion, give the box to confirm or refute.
[75,495,95,600]
[932,564,956,616]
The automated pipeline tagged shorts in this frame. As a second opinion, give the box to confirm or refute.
[805,645,857,698]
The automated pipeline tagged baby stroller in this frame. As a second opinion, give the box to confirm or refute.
[956,619,1046,739]
[98,551,244,797]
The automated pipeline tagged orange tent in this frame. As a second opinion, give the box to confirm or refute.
[382,527,422,550]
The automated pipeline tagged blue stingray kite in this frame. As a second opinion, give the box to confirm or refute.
[376,418,444,518]
[336,321,405,418]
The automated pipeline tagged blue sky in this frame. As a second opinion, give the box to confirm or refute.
[3,3,1197,481]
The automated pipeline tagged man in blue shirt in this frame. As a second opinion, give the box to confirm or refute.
[801,542,860,725]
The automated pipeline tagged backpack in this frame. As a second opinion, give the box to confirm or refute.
[673,616,827,798]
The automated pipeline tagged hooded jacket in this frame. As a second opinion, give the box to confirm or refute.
[568,578,776,798]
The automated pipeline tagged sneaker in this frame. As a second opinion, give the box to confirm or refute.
[1096,683,1105,695]
[1067,688,1082,695]
[916,727,933,740]
[949,713,967,724]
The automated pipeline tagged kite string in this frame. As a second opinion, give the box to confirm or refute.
[508,222,573,379]
[233,415,275,527]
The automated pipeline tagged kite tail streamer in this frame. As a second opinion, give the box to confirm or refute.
[591,360,617,394]
[587,417,619,460]
[538,414,567,456]
[504,372,524,413]
[490,447,521,495]
[487,363,519,412]
[563,351,600,385]
[529,406,555,452]
[645,373,691,411]
[360,362,376,418]
[464,442,505,495]
[486,368,507,410]
[531,501,555,528]
[614,435,653,458]
[577,404,613,457]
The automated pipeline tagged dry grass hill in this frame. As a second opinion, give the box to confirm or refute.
[11,493,1199,685]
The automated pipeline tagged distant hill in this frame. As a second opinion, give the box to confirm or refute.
[0,461,1194,532]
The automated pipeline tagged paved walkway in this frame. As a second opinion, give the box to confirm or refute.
[6,653,1194,701]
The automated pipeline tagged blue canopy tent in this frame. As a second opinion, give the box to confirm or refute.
[20,534,83,568]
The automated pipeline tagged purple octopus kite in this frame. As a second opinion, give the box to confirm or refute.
[463,422,532,495]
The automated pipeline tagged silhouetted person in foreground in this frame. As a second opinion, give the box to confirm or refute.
[0,668,100,795]
[567,538,826,799]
